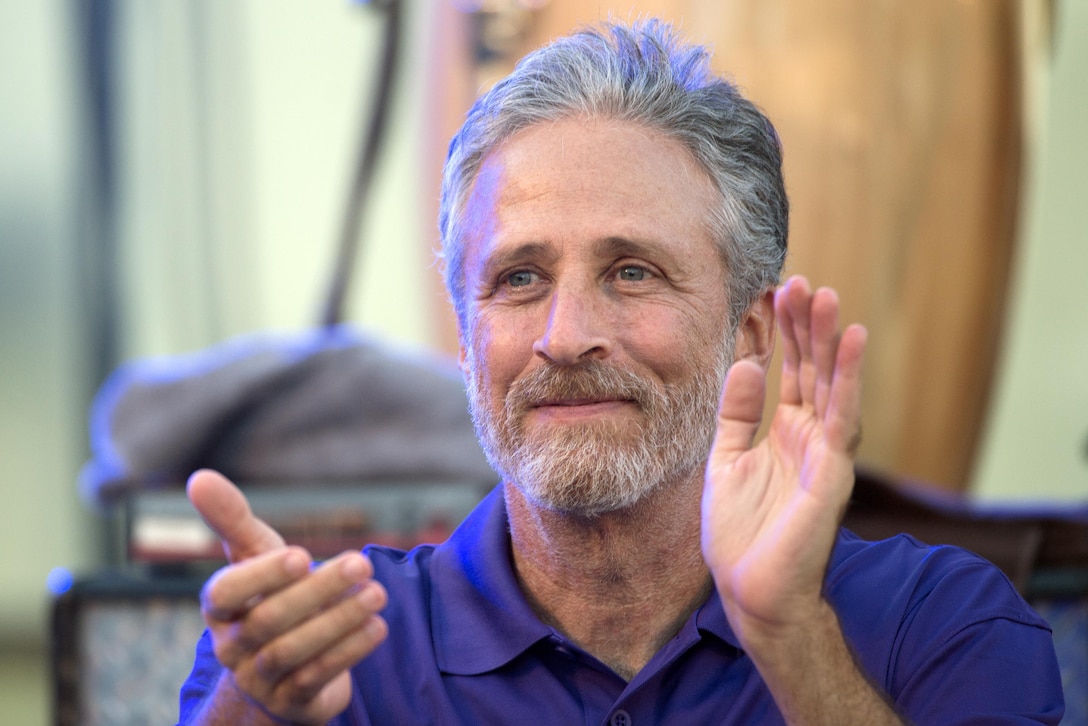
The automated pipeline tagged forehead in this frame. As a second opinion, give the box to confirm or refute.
[461,117,721,268]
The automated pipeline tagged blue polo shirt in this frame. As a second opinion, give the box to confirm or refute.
[179,486,1064,724]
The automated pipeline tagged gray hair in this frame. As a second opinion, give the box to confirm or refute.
[438,18,788,331]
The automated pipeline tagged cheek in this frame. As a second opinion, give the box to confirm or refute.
[466,314,533,399]
[624,307,730,381]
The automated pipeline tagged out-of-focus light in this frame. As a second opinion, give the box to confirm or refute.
[46,567,75,596]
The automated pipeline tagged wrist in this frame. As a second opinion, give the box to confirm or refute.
[725,595,840,663]
[725,599,905,726]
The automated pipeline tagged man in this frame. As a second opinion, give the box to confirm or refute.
[178,19,1064,725]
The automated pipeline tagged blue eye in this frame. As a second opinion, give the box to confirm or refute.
[617,266,647,281]
[507,270,536,287]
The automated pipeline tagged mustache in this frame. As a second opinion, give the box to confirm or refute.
[504,361,661,413]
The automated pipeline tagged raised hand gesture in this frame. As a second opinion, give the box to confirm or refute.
[701,275,867,640]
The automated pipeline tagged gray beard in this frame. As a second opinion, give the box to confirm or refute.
[465,343,732,517]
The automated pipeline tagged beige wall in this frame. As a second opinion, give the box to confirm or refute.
[1,1,91,723]
[972,0,1088,501]
[113,0,434,357]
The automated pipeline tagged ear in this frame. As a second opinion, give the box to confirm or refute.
[733,287,776,370]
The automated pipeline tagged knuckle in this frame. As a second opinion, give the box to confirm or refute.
[242,602,280,643]
[218,610,273,657]
[211,637,235,667]
[847,424,863,455]
[200,574,229,619]
[286,664,325,701]
[255,643,288,680]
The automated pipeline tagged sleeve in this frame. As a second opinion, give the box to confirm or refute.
[888,557,1065,725]
[176,628,223,725]
[175,628,362,726]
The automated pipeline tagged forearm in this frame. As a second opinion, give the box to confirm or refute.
[736,600,906,726]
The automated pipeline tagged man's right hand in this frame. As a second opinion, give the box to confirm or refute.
[187,469,389,725]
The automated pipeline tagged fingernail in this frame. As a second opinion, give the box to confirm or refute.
[341,554,368,582]
[363,615,387,641]
[356,584,383,611]
[283,549,310,577]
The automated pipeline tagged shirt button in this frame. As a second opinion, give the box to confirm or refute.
[610,710,632,726]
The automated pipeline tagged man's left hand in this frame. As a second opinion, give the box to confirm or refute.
[701,275,867,642]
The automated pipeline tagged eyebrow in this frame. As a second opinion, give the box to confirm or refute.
[594,236,666,261]
[477,241,558,277]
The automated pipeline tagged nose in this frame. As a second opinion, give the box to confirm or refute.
[532,287,612,365]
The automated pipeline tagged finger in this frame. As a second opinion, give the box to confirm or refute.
[781,276,819,407]
[825,323,868,454]
[187,469,285,562]
[710,359,767,469]
[810,287,842,417]
[201,546,312,624]
[255,580,388,684]
[774,277,804,406]
[228,552,376,658]
[279,614,388,705]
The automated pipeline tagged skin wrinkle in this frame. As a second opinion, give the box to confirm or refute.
[460,118,738,521]
[454,116,761,679]
[462,116,723,301]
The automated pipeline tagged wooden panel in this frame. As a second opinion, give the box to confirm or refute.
[424,0,1025,491]
[692,0,1023,491]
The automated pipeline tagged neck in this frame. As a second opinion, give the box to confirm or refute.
[505,472,712,681]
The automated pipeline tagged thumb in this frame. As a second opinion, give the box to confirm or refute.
[711,359,766,469]
[186,469,285,563]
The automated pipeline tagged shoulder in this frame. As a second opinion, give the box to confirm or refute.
[829,530,1064,722]
[829,529,1051,638]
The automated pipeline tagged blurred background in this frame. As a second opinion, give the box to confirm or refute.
[1,0,1085,722]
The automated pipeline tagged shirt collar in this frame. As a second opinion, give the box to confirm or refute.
[429,485,815,674]
[694,586,741,650]
[430,485,555,675]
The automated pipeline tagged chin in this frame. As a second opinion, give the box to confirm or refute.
[514,468,666,519]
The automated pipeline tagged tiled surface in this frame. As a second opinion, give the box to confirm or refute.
[69,599,205,726]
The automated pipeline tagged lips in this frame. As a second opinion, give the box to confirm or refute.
[532,397,628,408]
[525,397,638,426]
